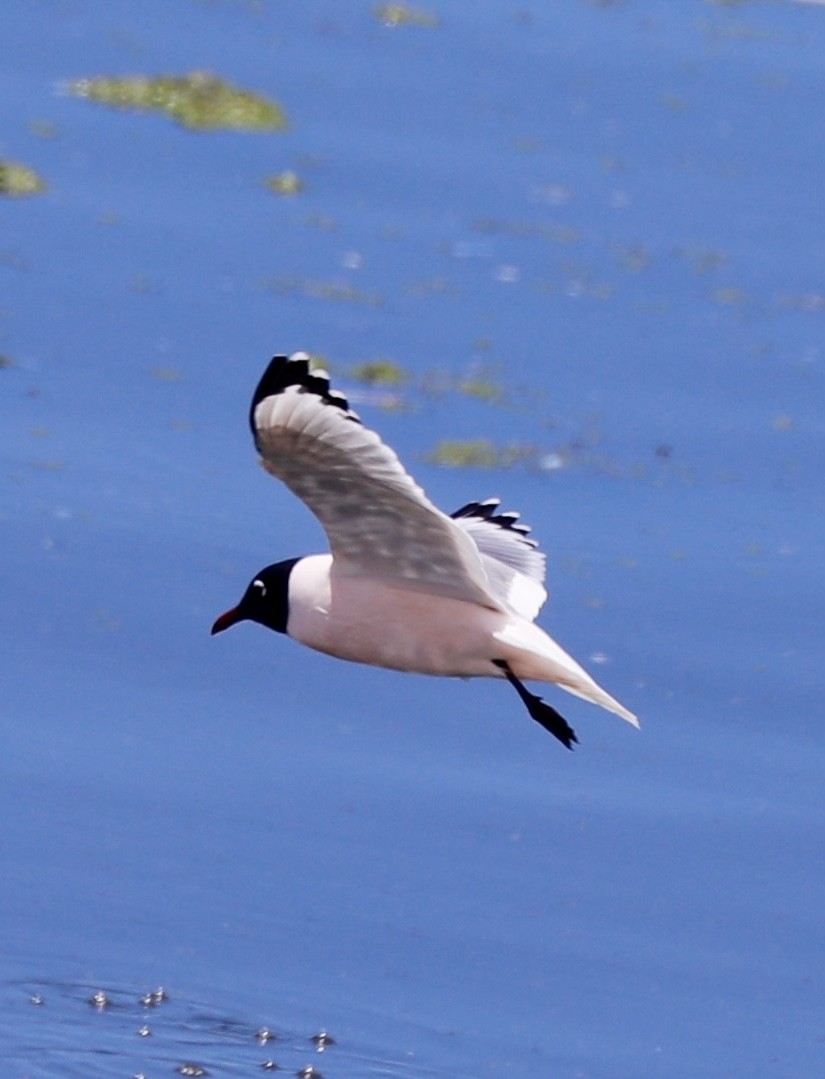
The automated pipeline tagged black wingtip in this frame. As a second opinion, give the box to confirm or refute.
[451,498,501,520]
[249,355,291,436]
[450,498,537,542]
[248,353,355,440]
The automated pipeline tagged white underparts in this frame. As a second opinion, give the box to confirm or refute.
[286,555,638,726]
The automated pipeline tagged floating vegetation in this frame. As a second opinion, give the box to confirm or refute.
[29,119,58,138]
[513,136,543,155]
[265,170,304,195]
[662,93,690,112]
[30,459,65,472]
[417,363,506,404]
[428,439,499,468]
[679,247,728,275]
[68,71,288,132]
[778,291,825,313]
[349,359,408,388]
[426,438,539,469]
[471,217,580,246]
[0,249,29,270]
[264,276,385,308]
[306,353,331,372]
[456,377,503,403]
[704,18,776,44]
[712,286,749,306]
[334,360,510,413]
[614,243,651,273]
[151,366,185,382]
[374,3,440,28]
[304,213,339,233]
[405,276,458,299]
[0,159,46,197]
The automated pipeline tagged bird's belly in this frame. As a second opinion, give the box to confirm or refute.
[288,565,503,676]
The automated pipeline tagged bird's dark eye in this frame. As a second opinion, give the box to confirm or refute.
[252,579,266,597]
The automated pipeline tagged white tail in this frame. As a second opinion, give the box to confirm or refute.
[493,621,639,727]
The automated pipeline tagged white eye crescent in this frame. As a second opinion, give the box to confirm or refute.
[252,579,266,596]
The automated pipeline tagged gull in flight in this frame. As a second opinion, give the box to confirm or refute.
[212,353,638,748]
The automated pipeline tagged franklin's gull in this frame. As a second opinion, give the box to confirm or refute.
[212,353,638,748]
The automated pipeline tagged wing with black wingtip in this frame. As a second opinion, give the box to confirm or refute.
[249,353,506,609]
[450,499,548,620]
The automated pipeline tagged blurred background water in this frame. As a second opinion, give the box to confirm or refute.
[1,1,824,1076]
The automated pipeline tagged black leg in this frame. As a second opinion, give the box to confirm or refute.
[493,660,578,750]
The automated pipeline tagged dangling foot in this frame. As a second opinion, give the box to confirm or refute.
[493,659,578,750]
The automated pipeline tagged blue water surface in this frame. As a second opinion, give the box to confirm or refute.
[2,1,824,1076]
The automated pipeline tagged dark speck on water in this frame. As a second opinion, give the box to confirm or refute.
[140,985,169,1007]
[310,1029,335,1050]
[9,980,340,1077]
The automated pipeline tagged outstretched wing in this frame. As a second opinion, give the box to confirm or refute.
[451,499,548,621]
[249,353,503,609]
